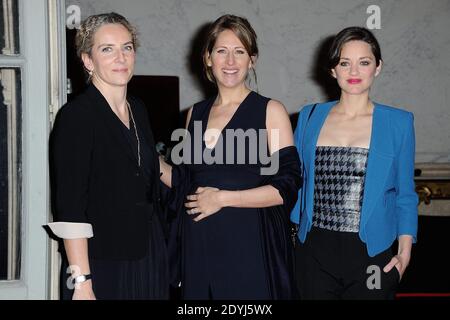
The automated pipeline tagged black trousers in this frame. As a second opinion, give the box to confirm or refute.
[295,227,400,300]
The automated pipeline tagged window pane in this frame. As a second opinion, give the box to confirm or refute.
[0,68,21,280]
[1,0,20,55]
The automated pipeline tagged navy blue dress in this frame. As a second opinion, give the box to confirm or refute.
[170,91,301,299]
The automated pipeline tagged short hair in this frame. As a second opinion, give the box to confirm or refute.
[202,14,258,83]
[75,12,139,59]
[328,26,382,71]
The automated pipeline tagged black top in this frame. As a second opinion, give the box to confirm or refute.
[120,116,154,200]
[50,84,163,259]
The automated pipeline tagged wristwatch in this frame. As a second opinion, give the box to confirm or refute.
[72,274,92,284]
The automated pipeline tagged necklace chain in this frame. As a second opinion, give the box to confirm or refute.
[126,101,141,167]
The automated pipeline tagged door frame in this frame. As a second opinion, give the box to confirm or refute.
[0,0,63,299]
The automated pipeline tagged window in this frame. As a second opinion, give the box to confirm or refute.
[0,0,20,55]
[0,1,21,281]
[0,0,51,299]
[0,69,22,281]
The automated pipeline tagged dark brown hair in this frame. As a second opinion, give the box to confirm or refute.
[328,26,382,71]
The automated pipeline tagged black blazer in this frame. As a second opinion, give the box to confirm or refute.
[50,84,162,259]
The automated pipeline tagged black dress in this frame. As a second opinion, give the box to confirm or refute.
[169,91,301,299]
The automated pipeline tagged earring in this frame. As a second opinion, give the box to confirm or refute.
[86,69,94,81]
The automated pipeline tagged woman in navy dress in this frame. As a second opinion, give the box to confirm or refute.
[160,14,301,299]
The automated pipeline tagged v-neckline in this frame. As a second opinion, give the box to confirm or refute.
[87,84,141,166]
[110,103,131,130]
[203,91,254,150]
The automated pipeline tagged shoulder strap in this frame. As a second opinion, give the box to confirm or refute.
[187,97,215,131]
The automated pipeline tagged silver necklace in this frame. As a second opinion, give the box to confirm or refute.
[126,101,141,167]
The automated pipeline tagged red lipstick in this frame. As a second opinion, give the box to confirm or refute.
[347,78,362,84]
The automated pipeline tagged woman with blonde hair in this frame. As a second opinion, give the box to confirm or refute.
[49,13,169,300]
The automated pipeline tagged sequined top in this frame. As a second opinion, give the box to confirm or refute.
[312,146,369,233]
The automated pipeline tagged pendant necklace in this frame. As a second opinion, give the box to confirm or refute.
[126,101,141,167]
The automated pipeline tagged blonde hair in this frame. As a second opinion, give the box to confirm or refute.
[75,12,139,59]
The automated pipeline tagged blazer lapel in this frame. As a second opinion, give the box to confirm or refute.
[360,104,395,227]
[131,98,161,176]
[303,101,336,166]
[303,101,337,221]
[86,85,139,166]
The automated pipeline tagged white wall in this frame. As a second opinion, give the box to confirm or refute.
[66,0,450,163]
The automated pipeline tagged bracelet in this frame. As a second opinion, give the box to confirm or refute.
[72,274,92,284]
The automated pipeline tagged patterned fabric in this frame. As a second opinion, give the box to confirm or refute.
[312,146,369,233]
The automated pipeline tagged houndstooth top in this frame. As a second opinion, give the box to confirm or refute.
[312,146,369,233]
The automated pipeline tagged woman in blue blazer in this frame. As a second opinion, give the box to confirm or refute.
[291,27,418,299]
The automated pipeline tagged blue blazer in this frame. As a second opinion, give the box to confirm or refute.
[290,101,418,257]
